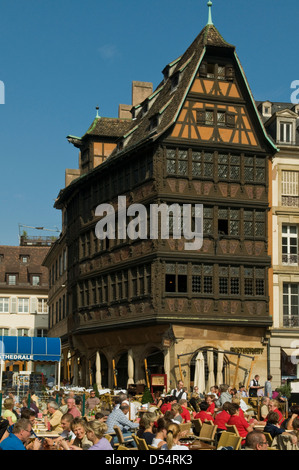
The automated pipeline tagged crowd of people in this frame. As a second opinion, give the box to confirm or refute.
[0,376,298,451]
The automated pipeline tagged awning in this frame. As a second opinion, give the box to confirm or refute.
[0,336,61,362]
[282,348,299,357]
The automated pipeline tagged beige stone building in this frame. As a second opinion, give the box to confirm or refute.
[0,239,51,375]
[258,101,299,389]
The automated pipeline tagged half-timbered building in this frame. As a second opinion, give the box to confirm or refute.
[46,6,278,390]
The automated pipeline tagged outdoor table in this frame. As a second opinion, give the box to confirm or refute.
[185,439,216,450]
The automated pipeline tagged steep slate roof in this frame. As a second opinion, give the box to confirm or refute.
[256,101,299,145]
[0,245,49,287]
[83,116,132,138]
[109,24,235,156]
[104,22,277,160]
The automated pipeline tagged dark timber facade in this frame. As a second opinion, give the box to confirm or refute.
[47,18,277,390]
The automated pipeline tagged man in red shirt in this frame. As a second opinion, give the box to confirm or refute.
[194,402,214,423]
[227,403,253,444]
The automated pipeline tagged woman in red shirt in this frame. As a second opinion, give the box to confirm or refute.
[205,395,216,416]
[214,402,230,432]
[227,403,254,444]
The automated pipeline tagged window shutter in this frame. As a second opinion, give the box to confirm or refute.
[226,113,236,128]
[31,297,38,314]
[11,297,17,314]
[196,109,206,125]
[225,64,235,80]
[198,61,207,77]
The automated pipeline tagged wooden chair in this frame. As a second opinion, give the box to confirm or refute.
[225,424,240,436]
[117,445,138,450]
[263,432,273,447]
[196,422,218,444]
[113,425,134,448]
[217,431,233,448]
[224,433,242,450]
[191,418,202,436]
[217,432,242,450]
[179,422,192,434]
[132,434,149,450]
[104,434,112,443]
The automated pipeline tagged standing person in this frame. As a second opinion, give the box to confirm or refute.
[85,390,100,414]
[264,375,273,398]
[249,375,263,397]
[170,380,187,401]
[66,397,81,418]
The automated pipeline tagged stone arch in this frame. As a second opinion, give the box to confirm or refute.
[189,346,229,392]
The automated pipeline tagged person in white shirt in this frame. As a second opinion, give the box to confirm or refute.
[170,381,187,401]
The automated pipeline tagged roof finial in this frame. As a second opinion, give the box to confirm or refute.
[207,0,213,25]
[95,106,100,118]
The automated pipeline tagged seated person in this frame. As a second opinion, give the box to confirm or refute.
[227,403,254,445]
[266,400,284,425]
[194,401,215,423]
[264,411,290,439]
[205,395,216,415]
[214,402,230,433]
[137,412,156,445]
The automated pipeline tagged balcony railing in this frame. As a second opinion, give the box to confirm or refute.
[282,254,298,265]
[283,315,299,328]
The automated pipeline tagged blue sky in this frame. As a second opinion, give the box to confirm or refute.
[0,0,298,245]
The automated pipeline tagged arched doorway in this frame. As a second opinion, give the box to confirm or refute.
[146,349,165,375]
[90,353,109,389]
[116,352,129,389]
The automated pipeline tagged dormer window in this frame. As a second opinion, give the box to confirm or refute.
[280,122,292,144]
[150,114,160,131]
[196,108,236,128]
[171,72,180,91]
[7,274,17,285]
[262,101,272,117]
[141,102,148,117]
[32,275,40,286]
[200,62,234,81]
